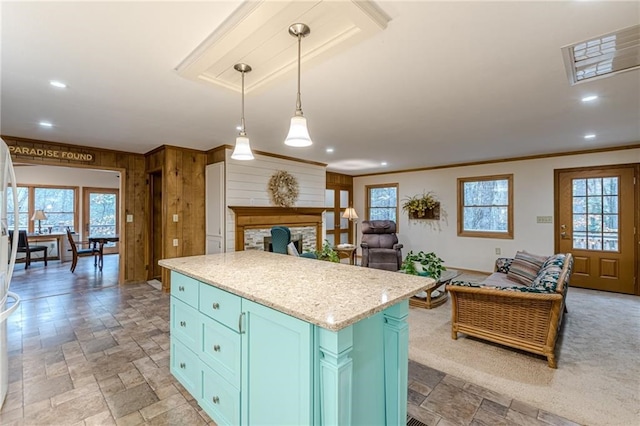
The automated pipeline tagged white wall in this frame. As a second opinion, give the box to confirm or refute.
[14,164,120,188]
[354,148,640,273]
[224,149,326,251]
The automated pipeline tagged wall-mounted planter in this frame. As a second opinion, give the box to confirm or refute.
[408,203,440,220]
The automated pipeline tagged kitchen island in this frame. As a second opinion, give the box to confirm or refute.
[160,251,434,425]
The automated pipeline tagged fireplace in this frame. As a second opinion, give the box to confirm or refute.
[229,206,326,252]
[263,234,302,252]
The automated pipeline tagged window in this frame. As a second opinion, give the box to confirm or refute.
[35,187,77,232]
[7,185,78,233]
[571,177,619,251]
[366,183,398,223]
[7,186,29,230]
[458,174,513,239]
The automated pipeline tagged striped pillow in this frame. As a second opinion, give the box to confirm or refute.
[507,251,547,286]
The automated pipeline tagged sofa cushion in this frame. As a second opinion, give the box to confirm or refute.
[495,257,513,273]
[531,254,566,292]
[507,251,548,286]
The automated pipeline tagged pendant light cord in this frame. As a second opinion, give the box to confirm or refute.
[295,33,302,115]
[240,70,246,136]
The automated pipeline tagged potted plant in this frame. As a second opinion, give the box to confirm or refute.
[315,239,340,262]
[402,192,440,219]
[400,250,446,279]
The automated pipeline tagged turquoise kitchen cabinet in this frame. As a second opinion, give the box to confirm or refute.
[162,251,433,425]
[240,298,312,425]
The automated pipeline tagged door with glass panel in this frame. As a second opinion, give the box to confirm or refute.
[556,166,636,294]
[325,188,351,247]
[83,187,119,255]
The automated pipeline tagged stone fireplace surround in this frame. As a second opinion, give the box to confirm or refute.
[229,206,326,252]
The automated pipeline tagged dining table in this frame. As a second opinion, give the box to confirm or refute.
[88,235,119,271]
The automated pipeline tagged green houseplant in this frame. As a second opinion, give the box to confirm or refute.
[400,250,446,279]
[315,239,340,262]
[402,192,440,219]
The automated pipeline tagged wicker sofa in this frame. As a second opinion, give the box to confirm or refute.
[446,253,573,368]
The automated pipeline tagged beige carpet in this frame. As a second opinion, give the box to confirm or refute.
[408,282,640,426]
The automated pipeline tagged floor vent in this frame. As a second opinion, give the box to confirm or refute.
[407,417,428,426]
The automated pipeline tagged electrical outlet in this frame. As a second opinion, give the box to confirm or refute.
[173,239,179,247]
[173,214,179,222]
[537,216,553,224]
[495,248,501,255]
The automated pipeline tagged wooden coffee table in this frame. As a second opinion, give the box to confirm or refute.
[409,269,461,309]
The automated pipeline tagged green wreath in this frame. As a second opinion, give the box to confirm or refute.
[268,170,299,207]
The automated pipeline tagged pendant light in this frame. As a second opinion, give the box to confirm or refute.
[231,63,255,160]
[284,23,313,147]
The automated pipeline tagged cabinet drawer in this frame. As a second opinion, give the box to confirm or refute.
[199,284,241,331]
[201,363,240,426]
[201,316,241,388]
[171,298,200,348]
[171,339,201,399]
[171,272,199,308]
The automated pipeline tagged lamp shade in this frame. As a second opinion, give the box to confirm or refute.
[231,135,255,160]
[284,115,312,147]
[31,210,47,221]
[342,207,358,220]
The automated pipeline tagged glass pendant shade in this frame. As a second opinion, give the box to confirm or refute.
[231,63,254,160]
[285,23,313,148]
[231,135,254,160]
[284,115,312,147]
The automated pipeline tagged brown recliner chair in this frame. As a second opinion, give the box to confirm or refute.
[360,220,403,271]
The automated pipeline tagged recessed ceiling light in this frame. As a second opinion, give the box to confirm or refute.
[326,148,334,153]
[381,162,388,166]
[581,95,598,102]
[584,134,596,139]
[39,121,53,127]
[49,80,67,88]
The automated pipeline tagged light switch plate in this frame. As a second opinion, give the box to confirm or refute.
[126,214,133,223]
[173,239,179,247]
[173,214,179,222]
[537,216,553,224]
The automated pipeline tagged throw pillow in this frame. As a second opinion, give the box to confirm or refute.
[507,251,548,286]
[286,242,300,256]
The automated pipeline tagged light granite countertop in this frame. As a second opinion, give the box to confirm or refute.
[159,251,435,331]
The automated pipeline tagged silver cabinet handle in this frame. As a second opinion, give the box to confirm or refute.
[212,302,220,310]
[213,344,221,352]
[212,396,220,404]
[238,312,245,334]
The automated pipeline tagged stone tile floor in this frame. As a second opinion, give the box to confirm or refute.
[1,258,580,425]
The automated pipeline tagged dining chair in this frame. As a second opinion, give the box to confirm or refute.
[66,228,98,273]
[9,230,48,269]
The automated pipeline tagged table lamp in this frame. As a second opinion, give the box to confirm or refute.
[31,210,47,234]
[342,207,359,246]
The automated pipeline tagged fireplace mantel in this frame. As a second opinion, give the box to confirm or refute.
[229,206,326,251]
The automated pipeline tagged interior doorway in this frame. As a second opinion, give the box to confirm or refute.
[10,163,125,284]
[149,171,163,281]
[555,164,638,294]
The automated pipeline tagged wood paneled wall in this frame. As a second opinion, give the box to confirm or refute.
[2,135,147,283]
[146,146,207,290]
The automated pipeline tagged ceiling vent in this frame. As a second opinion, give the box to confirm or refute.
[562,24,640,85]
[175,0,390,94]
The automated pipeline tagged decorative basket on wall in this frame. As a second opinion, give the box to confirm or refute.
[408,202,440,220]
